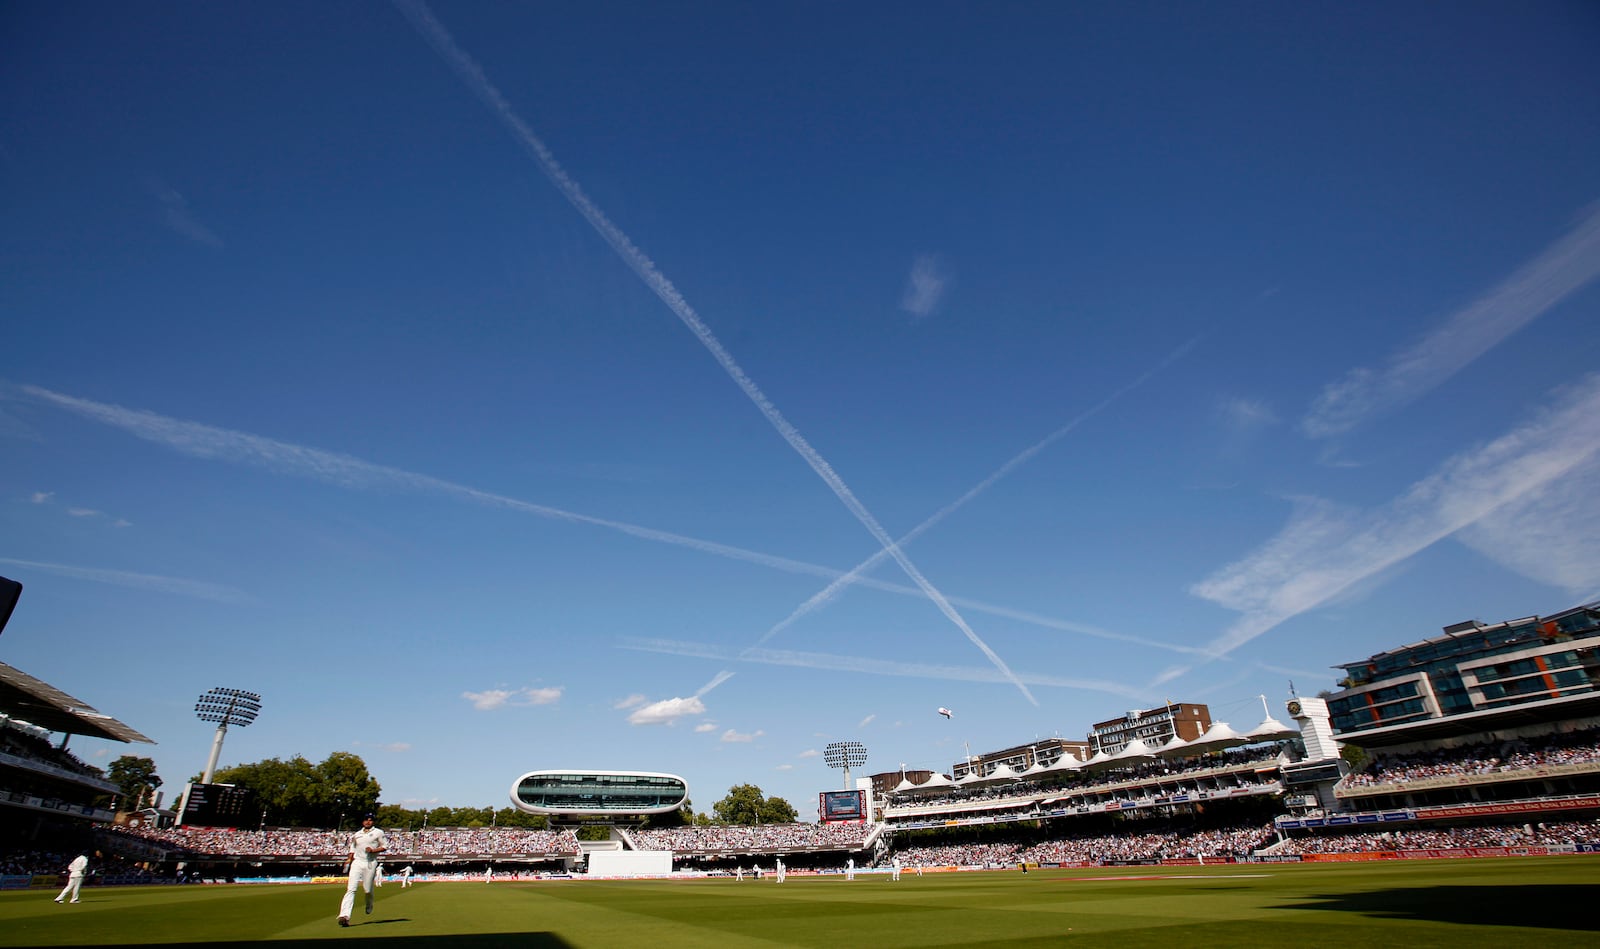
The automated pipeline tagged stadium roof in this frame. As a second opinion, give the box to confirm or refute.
[0,661,154,744]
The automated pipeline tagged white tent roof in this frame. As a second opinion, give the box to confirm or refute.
[1153,734,1194,757]
[1042,754,1082,773]
[1187,721,1250,753]
[905,773,954,792]
[982,763,1021,783]
[1113,738,1158,762]
[1246,715,1297,741]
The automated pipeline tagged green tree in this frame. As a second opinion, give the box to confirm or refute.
[454,805,492,827]
[316,751,381,826]
[213,755,318,827]
[494,806,546,829]
[1340,743,1369,775]
[758,795,798,824]
[212,752,378,828]
[108,755,162,811]
[642,798,696,828]
[375,803,414,828]
[712,784,797,825]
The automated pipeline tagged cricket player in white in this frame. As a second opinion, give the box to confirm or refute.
[889,856,902,881]
[337,814,388,926]
[400,865,414,887]
[54,853,90,903]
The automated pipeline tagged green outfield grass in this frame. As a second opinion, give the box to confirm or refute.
[2,857,1597,948]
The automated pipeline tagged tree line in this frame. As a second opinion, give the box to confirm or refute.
[109,755,799,829]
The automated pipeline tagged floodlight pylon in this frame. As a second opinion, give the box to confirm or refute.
[176,687,262,826]
[823,740,868,790]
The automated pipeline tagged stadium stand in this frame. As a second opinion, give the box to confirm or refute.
[7,602,1600,883]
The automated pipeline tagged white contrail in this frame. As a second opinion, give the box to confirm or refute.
[625,637,1149,700]
[0,557,253,605]
[18,384,1199,658]
[693,337,1200,698]
[1193,372,1600,664]
[394,0,1035,703]
[1303,203,1600,438]
[18,385,841,578]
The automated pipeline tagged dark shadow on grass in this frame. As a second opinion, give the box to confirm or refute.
[1280,884,1599,931]
[46,937,575,949]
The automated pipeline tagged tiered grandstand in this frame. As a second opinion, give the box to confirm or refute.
[0,660,158,890]
[6,601,1600,885]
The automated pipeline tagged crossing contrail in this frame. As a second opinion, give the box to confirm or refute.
[394,0,1035,703]
[17,384,1198,659]
[691,336,1200,698]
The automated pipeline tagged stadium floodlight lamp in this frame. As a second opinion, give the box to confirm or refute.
[195,687,262,726]
[177,687,263,827]
[823,740,868,790]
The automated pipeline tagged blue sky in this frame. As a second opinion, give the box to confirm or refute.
[3,1,1599,819]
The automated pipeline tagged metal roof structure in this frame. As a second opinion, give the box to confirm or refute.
[0,661,154,744]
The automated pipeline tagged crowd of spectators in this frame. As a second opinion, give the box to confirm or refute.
[12,812,1598,880]
[109,824,580,859]
[1,721,108,783]
[1273,819,1600,854]
[1344,730,1600,789]
[1,847,79,876]
[886,745,1287,818]
[889,820,1276,867]
[632,822,871,854]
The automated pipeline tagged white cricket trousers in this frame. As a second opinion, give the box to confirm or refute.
[339,861,378,919]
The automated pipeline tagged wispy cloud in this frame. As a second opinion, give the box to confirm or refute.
[798,749,820,759]
[22,489,127,525]
[622,637,1149,699]
[152,182,223,248]
[0,557,253,604]
[1456,452,1600,599]
[1302,205,1600,438]
[612,694,647,710]
[694,722,718,733]
[461,686,563,711]
[395,0,1033,704]
[900,254,948,318]
[774,763,794,771]
[857,714,876,729]
[627,696,707,725]
[720,728,763,743]
[1192,372,1600,660]
[1218,397,1277,431]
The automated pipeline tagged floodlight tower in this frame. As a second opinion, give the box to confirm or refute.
[824,740,868,790]
[176,688,261,826]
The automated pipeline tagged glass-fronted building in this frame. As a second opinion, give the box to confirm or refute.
[509,770,689,817]
[1327,602,1600,747]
